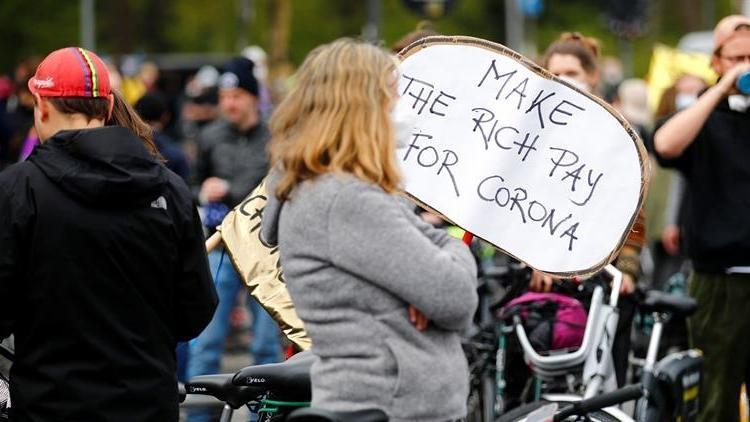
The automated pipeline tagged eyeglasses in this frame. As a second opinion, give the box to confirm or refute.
[720,54,750,64]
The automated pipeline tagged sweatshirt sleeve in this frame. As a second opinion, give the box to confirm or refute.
[174,204,218,341]
[328,183,478,332]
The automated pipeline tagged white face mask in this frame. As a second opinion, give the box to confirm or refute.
[675,93,697,110]
[728,94,750,112]
[558,75,590,93]
[391,108,418,148]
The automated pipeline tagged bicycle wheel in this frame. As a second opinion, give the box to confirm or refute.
[496,400,623,422]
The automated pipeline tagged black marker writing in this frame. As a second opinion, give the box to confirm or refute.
[513,133,539,162]
[505,77,529,110]
[549,100,586,126]
[470,107,540,160]
[403,132,461,197]
[548,147,604,206]
[471,107,497,150]
[477,59,517,100]
[401,74,457,117]
[477,60,586,129]
[571,171,604,206]
[430,91,457,116]
[525,90,556,130]
[476,175,580,250]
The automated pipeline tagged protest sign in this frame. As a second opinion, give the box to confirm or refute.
[208,179,311,351]
[394,36,649,276]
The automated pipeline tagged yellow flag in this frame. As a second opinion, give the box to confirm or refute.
[214,178,311,351]
[647,44,718,112]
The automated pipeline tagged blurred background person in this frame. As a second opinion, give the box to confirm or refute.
[121,60,160,105]
[2,57,40,164]
[647,74,708,289]
[612,78,652,140]
[242,46,273,120]
[135,92,190,183]
[188,55,281,422]
[653,15,750,422]
[0,75,13,169]
[179,65,220,166]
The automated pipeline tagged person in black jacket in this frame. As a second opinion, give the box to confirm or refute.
[653,16,750,422]
[0,47,217,422]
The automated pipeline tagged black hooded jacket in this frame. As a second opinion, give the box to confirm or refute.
[654,99,750,272]
[0,126,217,421]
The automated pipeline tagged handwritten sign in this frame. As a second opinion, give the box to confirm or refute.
[394,36,648,276]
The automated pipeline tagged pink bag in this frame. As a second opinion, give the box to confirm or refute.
[501,292,587,351]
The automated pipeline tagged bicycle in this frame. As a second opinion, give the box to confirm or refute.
[463,256,532,422]
[184,350,389,422]
[496,269,702,421]
[183,350,314,421]
[0,337,11,421]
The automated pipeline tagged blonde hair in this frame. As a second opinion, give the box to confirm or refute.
[269,38,401,200]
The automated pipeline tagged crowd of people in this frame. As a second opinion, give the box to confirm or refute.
[0,12,748,422]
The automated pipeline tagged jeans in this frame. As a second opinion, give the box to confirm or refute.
[187,249,282,421]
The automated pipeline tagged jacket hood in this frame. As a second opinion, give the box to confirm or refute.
[29,126,168,207]
[260,168,283,247]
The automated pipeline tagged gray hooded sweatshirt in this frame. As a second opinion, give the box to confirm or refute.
[261,172,478,422]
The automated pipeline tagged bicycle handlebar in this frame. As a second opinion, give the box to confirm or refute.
[552,383,643,421]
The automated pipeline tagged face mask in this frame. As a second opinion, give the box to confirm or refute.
[558,75,590,93]
[675,93,697,110]
[391,108,418,148]
[728,94,750,112]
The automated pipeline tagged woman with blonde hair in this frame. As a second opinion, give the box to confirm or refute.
[261,38,478,421]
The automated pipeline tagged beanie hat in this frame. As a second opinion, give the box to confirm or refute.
[218,57,259,96]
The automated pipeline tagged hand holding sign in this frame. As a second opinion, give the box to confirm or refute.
[394,36,648,276]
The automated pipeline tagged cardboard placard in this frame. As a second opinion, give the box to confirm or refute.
[394,36,648,276]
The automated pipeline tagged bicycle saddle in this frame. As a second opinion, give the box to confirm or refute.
[286,407,389,422]
[640,290,697,317]
[232,350,314,401]
[185,373,261,409]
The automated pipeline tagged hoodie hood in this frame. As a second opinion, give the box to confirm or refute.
[29,126,167,207]
[260,167,284,248]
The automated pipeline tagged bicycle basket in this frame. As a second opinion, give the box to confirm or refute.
[501,292,587,352]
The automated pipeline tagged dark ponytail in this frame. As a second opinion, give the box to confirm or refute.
[107,91,163,161]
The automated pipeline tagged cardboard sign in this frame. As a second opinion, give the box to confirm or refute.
[394,36,648,276]
[216,179,311,351]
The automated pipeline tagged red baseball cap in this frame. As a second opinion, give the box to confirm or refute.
[27,47,111,98]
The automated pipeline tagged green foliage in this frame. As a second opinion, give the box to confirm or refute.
[0,0,78,73]
[0,0,738,78]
